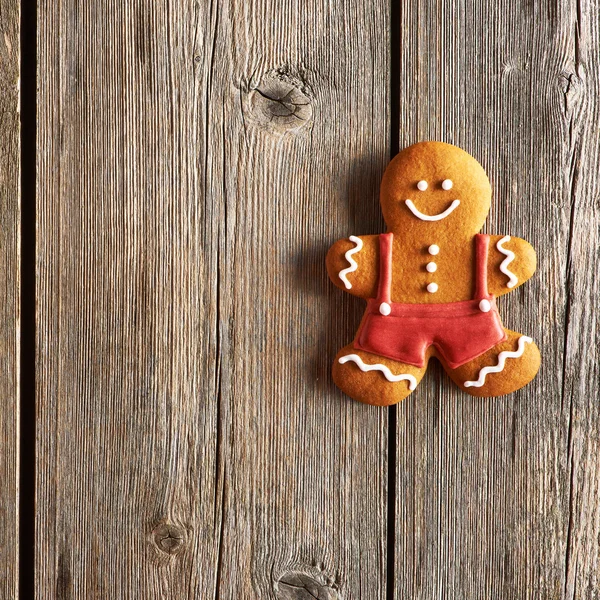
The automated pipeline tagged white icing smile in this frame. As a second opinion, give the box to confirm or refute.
[405,199,460,221]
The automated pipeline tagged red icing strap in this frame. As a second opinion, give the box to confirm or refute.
[377,233,393,303]
[474,234,490,300]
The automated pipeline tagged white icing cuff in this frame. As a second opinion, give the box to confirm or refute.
[338,235,363,289]
[339,354,417,390]
[497,235,518,288]
[464,336,533,388]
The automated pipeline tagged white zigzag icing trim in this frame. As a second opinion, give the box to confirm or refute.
[497,235,518,288]
[338,236,363,289]
[464,336,533,388]
[339,354,417,390]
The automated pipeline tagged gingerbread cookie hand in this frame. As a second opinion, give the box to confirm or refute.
[326,235,379,299]
[487,235,536,296]
[328,141,541,406]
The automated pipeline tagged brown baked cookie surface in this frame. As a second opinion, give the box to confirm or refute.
[327,141,540,405]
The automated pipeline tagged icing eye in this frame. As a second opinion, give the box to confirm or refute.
[417,180,428,191]
[442,179,453,190]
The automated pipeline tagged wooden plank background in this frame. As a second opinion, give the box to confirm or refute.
[36,0,389,598]
[0,0,19,597]
[33,1,599,599]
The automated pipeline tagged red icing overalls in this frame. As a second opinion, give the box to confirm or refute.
[354,233,507,369]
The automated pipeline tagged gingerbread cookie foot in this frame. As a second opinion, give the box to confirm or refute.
[445,329,541,397]
[332,344,425,406]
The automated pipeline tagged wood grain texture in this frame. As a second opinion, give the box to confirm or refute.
[0,0,19,597]
[36,1,389,598]
[394,0,600,598]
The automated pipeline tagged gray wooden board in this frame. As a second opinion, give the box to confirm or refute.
[0,0,19,598]
[36,1,389,598]
[395,0,600,598]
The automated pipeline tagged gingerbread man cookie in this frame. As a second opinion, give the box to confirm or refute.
[327,142,540,406]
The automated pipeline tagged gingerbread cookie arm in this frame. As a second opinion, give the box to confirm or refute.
[487,235,536,297]
[326,235,379,298]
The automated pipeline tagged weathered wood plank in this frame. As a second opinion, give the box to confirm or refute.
[394,0,600,598]
[0,0,19,597]
[208,2,391,596]
[558,1,600,596]
[37,1,389,597]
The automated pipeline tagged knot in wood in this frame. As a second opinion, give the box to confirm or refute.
[152,522,186,555]
[559,69,585,110]
[274,571,341,600]
[247,73,312,133]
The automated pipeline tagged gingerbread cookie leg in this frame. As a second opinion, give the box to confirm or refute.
[444,328,541,397]
[332,344,427,406]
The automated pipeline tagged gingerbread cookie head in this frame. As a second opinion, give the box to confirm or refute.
[380,141,492,235]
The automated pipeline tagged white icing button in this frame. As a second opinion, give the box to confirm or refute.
[427,283,438,293]
[379,302,391,316]
[442,179,453,190]
[428,244,440,255]
[479,299,492,313]
[417,180,428,191]
[426,262,437,273]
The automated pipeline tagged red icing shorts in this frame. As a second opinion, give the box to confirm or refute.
[353,233,507,370]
